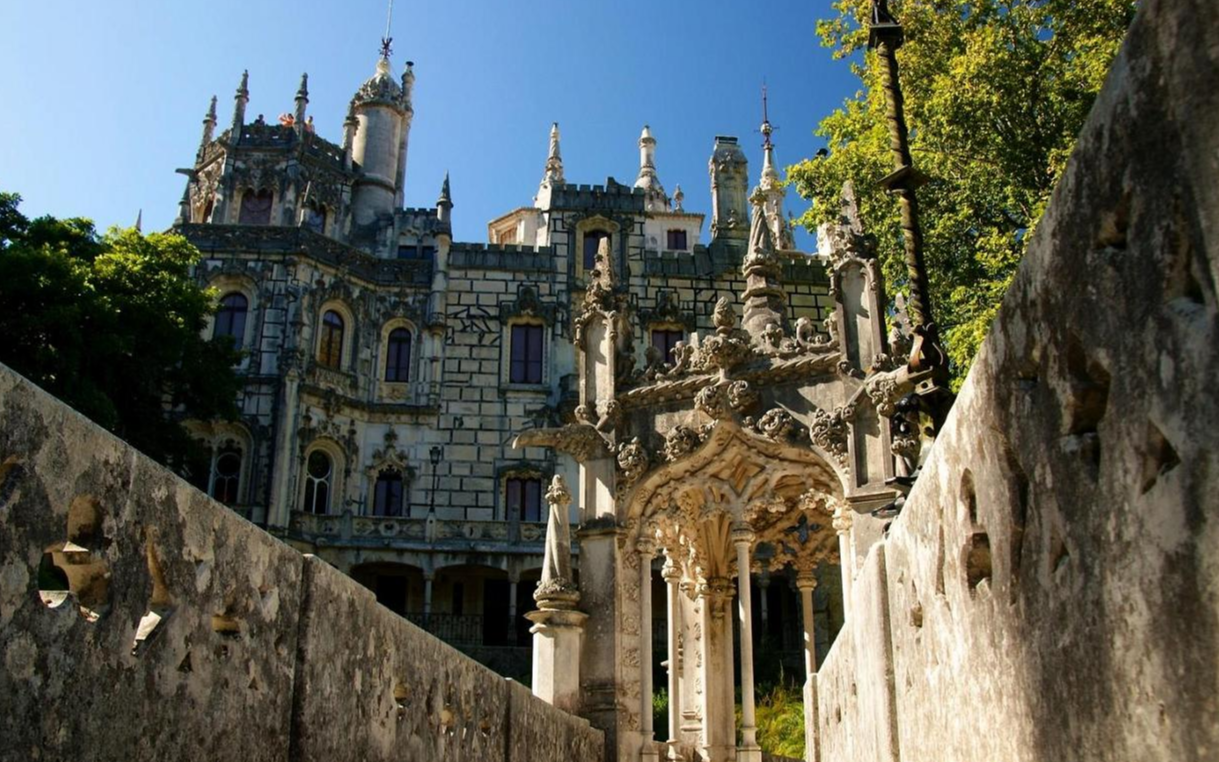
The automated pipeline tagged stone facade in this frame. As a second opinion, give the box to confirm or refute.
[172,52,844,688]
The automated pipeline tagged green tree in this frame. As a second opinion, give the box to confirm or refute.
[0,192,241,469]
[789,0,1135,385]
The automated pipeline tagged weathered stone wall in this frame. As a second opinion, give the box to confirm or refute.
[0,365,603,762]
[815,0,1219,759]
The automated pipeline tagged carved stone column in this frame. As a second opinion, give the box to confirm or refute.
[733,526,762,762]
[661,557,683,760]
[526,476,587,714]
[507,570,520,645]
[796,570,819,762]
[268,361,302,529]
[638,536,659,762]
[699,577,736,762]
[423,571,434,618]
[833,503,855,620]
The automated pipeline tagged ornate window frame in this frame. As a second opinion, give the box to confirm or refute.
[573,215,619,282]
[501,317,549,391]
[364,433,418,517]
[236,187,276,226]
[315,300,356,372]
[496,462,553,523]
[299,438,347,516]
[183,421,252,508]
[204,275,258,370]
[378,318,419,402]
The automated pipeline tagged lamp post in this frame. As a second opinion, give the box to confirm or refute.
[428,445,443,517]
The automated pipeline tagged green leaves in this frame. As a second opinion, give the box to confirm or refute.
[790,0,1135,387]
[0,193,241,469]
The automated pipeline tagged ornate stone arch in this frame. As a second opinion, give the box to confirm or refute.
[298,436,348,516]
[624,419,847,585]
[314,299,357,371]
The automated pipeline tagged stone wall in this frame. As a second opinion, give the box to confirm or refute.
[814,0,1219,760]
[0,365,603,762]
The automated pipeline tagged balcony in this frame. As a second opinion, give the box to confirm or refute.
[288,510,548,553]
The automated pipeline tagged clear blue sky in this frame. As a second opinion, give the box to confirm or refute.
[0,1,861,250]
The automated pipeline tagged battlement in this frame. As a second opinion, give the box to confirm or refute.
[449,241,556,272]
[643,245,828,284]
[549,178,646,213]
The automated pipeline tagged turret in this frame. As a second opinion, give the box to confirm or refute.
[739,187,788,336]
[536,122,565,209]
[634,125,667,212]
[342,101,358,171]
[350,56,412,225]
[294,73,309,137]
[709,136,748,242]
[230,70,249,139]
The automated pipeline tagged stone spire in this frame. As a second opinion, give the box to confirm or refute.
[198,95,217,157]
[739,187,788,336]
[673,184,685,212]
[755,85,796,250]
[230,70,249,138]
[436,172,453,228]
[709,136,748,242]
[341,101,358,170]
[634,125,668,211]
[294,73,309,135]
[536,122,565,208]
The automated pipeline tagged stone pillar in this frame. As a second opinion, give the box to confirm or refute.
[637,537,659,762]
[423,572,434,618]
[662,557,682,760]
[526,476,586,714]
[797,570,818,762]
[507,571,520,645]
[733,526,762,762]
[700,578,735,762]
[758,572,771,634]
[268,366,302,529]
[833,503,854,620]
[679,580,702,746]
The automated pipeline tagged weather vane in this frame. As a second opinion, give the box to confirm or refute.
[379,0,395,60]
[759,80,776,149]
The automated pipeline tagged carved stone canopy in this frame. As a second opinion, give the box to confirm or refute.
[626,420,846,586]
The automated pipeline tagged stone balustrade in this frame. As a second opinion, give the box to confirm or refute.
[0,362,602,762]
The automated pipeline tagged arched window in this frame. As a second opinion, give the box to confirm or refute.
[213,293,248,349]
[210,446,242,504]
[372,470,405,517]
[303,450,332,514]
[238,189,273,225]
[318,310,345,368]
[583,230,609,271]
[385,328,412,382]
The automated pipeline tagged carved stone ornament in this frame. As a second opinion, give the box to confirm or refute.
[664,425,704,462]
[616,437,651,489]
[755,408,797,440]
[694,383,730,419]
[535,475,579,606]
[810,403,855,465]
[726,380,758,412]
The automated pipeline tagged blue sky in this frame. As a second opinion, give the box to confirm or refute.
[0,1,861,250]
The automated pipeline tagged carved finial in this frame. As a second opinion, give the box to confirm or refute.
[541,122,565,186]
[673,184,684,212]
[438,172,452,207]
[296,72,309,101]
[713,297,737,331]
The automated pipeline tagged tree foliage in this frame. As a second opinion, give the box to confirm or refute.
[0,192,241,468]
[789,0,1136,384]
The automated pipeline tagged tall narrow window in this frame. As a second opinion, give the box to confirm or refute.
[213,293,248,349]
[666,229,688,251]
[651,329,685,364]
[583,231,608,271]
[210,446,242,504]
[302,450,332,514]
[509,324,544,384]
[238,189,273,225]
[372,470,405,517]
[318,310,345,368]
[506,476,543,522]
[385,328,412,382]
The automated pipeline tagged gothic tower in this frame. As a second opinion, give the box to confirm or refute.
[350,55,414,226]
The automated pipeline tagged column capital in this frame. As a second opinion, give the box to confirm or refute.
[832,502,854,535]
[661,555,682,582]
[636,535,657,557]
[730,523,756,546]
[795,570,818,592]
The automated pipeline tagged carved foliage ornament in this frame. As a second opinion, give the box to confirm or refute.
[809,402,855,466]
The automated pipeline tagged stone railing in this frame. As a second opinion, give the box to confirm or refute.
[289,510,548,549]
[811,3,1219,761]
[0,362,603,762]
